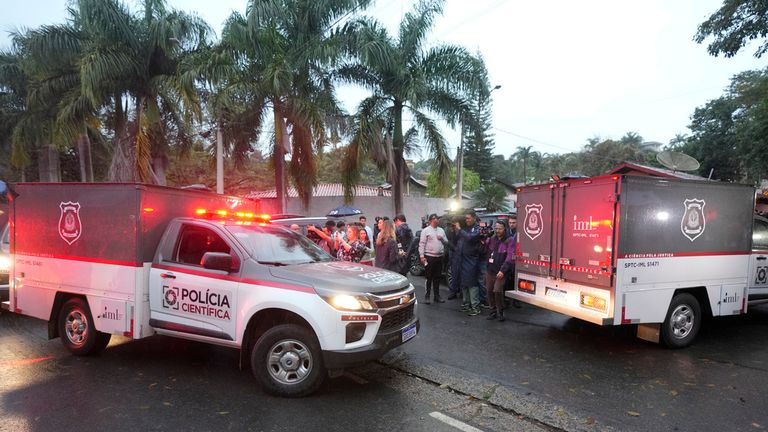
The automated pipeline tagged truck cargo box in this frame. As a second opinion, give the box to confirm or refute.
[512,175,755,346]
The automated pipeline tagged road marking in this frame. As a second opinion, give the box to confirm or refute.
[343,371,369,385]
[429,412,484,432]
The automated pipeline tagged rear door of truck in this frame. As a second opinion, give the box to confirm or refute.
[514,176,619,324]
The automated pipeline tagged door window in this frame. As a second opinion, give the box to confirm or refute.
[174,225,231,266]
[753,218,768,250]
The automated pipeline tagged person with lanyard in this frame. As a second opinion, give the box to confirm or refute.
[484,220,516,321]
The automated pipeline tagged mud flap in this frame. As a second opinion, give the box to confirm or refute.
[637,323,660,343]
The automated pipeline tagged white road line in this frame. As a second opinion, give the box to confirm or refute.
[342,371,369,385]
[429,412,484,432]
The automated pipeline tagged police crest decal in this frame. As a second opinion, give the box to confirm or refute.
[524,204,544,241]
[681,199,706,241]
[59,201,82,245]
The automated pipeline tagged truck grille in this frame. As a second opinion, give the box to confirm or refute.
[379,303,415,332]
[374,291,415,309]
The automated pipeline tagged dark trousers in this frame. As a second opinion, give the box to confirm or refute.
[425,255,444,299]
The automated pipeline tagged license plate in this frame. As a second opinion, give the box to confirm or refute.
[401,323,417,342]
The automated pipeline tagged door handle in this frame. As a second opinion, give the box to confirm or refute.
[757,257,767,261]
[160,273,176,279]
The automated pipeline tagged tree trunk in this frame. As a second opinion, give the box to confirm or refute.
[38,144,61,182]
[152,155,167,186]
[274,103,286,213]
[392,101,404,215]
[77,130,94,182]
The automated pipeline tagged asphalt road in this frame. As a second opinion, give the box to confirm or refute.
[0,306,541,432]
[399,275,768,432]
[2,275,767,432]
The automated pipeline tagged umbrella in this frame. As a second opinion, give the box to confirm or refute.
[327,205,363,217]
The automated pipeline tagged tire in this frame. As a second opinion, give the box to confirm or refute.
[445,265,452,287]
[58,297,111,356]
[251,324,326,397]
[409,252,425,276]
[661,293,701,348]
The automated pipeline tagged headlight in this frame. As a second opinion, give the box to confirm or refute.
[324,294,376,311]
[0,255,8,273]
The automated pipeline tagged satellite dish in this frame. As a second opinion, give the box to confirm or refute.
[656,151,700,172]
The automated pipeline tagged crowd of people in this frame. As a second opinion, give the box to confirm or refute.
[295,210,518,321]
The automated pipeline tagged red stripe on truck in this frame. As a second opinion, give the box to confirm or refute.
[617,251,750,259]
[152,264,315,294]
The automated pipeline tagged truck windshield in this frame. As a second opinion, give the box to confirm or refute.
[225,225,333,265]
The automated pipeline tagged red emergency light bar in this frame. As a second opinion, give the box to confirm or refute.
[195,208,269,222]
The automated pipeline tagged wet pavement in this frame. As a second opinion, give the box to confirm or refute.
[2,275,768,432]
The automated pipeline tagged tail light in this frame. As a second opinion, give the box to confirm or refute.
[517,279,536,294]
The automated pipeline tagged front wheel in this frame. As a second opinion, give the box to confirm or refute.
[661,293,701,348]
[58,297,111,356]
[409,253,425,276]
[251,324,326,397]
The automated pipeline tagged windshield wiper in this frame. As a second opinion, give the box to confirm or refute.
[257,260,290,266]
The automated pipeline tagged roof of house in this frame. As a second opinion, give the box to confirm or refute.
[246,183,391,199]
[608,162,707,181]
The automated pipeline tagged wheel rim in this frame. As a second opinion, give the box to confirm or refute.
[669,304,694,339]
[266,339,312,385]
[65,309,89,347]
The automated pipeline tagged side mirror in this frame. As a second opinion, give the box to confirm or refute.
[201,252,237,272]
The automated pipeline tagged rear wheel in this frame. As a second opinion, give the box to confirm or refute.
[58,298,111,356]
[661,293,701,348]
[251,324,326,397]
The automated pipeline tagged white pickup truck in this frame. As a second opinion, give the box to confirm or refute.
[1,182,419,396]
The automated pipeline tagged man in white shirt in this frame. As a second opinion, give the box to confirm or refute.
[419,213,449,304]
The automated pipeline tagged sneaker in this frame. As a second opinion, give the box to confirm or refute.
[467,308,481,316]
[480,303,490,309]
[447,293,458,300]
[460,304,470,312]
[424,298,432,304]
[498,314,506,322]
[486,311,498,320]
[435,297,445,303]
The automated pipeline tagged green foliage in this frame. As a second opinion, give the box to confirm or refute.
[426,167,479,197]
[472,181,509,212]
[682,68,768,182]
[339,0,482,212]
[696,0,768,58]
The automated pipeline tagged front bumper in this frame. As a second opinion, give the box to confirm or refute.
[322,316,419,369]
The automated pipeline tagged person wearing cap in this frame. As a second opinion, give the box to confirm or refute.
[418,214,449,304]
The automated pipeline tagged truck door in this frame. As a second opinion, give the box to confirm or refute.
[748,216,768,304]
[149,223,239,341]
[517,185,556,277]
[556,177,618,287]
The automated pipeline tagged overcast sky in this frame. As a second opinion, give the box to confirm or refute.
[2,0,765,159]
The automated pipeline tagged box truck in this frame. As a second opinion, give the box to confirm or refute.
[509,174,767,347]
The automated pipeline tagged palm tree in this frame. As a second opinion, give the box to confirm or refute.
[338,0,481,214]
[513,145,536,183]
[472,181,509,212]
[25,0,211,184]
[211,0,370,211]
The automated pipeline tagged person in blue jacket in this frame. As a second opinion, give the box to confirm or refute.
[453,210,483,316]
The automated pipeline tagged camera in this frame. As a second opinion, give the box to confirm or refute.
[478,221,493,238]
